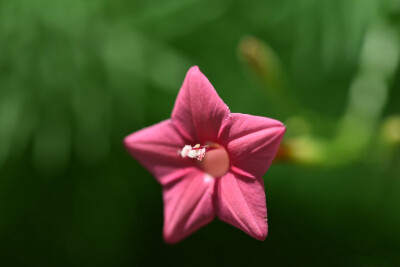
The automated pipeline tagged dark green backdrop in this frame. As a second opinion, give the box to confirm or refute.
[0,0,399,266]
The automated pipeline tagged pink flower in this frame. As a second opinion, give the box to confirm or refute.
[124,66,285,244]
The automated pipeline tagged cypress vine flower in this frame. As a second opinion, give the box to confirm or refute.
[124,66,285,243]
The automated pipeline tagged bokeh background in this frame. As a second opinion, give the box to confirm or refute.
[1,0,400,266]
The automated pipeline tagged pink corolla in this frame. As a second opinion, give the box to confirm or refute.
[124,66,285,244]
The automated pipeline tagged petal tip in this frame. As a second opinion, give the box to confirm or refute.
[123,133,135,149]
[188,65,200,73]
[162,229,182,245]
[252,223,268,241]
[279,124,287,136]
[258,228,268,241]
[271,122,286,139]
[274,119,286,129]
[163,235,179,245]
[256,235,267,241]
[185,65,207,83]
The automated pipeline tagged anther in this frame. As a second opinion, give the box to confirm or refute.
[179,144,210,161]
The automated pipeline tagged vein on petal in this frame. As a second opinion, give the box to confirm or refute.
[233,174,263,238]
[167,175,209,236]
[229,125,284,146]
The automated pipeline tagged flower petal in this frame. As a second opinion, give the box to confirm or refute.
[162,170,215,244]
[171,66,231,143]
[124,119,191,186]
[219,113,285,179]
[214,172,268,240]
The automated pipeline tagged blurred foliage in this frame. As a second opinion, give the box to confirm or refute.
[0,0,400,266]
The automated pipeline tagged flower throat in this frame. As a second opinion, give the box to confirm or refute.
[180,143,230,177]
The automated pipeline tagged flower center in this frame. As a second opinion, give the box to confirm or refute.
[180,143,230,177]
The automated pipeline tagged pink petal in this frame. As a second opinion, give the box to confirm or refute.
[171,66,231,143]
[219,113,285,179]
[214,172,268,240]
[124,119,191,186]
[163,170,215,244]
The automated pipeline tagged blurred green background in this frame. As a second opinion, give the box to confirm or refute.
[1,0,400,266]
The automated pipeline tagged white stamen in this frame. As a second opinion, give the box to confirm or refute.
[187,150,197,158]
[180,144,207,161]
[180,145,192,158]
[197,148,206,161]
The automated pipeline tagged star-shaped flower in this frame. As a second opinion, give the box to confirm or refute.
[124,66,285,243]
